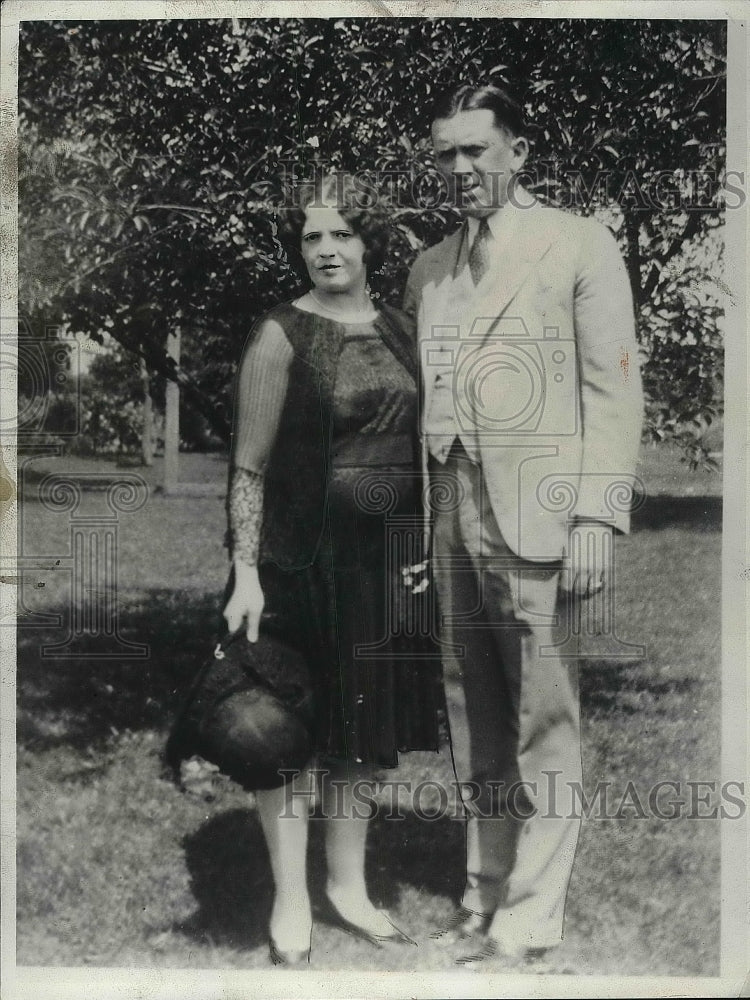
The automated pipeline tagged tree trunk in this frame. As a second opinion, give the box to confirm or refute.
[140,357,154,467]
[624,212,642,306]
[164,327,180,492]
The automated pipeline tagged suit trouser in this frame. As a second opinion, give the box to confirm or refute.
[431,443,582,950]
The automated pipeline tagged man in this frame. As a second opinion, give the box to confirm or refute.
[404,84,643,962]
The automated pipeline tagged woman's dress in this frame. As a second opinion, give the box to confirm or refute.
[236,305,441,768]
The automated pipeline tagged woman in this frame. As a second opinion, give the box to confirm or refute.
[223,173,440,964]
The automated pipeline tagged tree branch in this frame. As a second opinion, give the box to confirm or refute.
[120,330,232,443]
[48,219,191,301]
[641,211,703,303]
[139,203,213,214]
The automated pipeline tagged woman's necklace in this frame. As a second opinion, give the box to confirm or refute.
[309,288,375,319]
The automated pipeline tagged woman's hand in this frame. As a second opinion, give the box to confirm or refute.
[223,559,265,642]
[401,559,430,595]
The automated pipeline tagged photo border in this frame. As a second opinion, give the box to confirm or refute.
[1,3,747,997]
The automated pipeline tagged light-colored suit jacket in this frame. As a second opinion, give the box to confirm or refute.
[404,192,644,562]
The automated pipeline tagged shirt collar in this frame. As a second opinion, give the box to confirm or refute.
[466,203,517,247]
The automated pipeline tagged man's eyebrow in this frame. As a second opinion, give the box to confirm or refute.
[435,140,489,151]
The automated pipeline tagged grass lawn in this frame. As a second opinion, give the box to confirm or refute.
[14,442,723,976]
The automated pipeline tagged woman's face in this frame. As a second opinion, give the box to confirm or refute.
[300,207,367,293]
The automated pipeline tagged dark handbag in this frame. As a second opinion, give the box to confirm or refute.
[166,629,315,791]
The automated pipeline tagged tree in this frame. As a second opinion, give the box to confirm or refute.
[76,343,153,456]
[18,17,726,465]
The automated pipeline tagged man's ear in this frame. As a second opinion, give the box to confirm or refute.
[511,136,530,172]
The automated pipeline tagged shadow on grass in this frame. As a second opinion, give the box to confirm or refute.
[176,805,463,949]
[631,494,721,533]
[363,806,463,903]
[579,660,703,716]
[17,587,224,752]
[18,484,720,755]
[177,807,272,949]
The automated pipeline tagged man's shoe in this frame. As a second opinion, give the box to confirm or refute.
[455,935,554,969]
[454,935,499,966]
[525,946,551,963]
[430,906,491,942]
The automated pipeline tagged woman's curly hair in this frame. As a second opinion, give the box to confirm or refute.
[278,172,390,278]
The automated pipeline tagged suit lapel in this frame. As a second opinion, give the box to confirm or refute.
[430,227,465,291]
[417,230,463,415]
[472,201,559,329]
[417,205,561,407]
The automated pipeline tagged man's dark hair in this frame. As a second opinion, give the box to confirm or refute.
[431,84,526,137]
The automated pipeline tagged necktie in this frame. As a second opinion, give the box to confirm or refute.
[468,217,493,285]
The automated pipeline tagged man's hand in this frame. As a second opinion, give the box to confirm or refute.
[561,520,615,599]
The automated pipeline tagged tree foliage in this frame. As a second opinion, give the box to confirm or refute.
[18,17,726,464]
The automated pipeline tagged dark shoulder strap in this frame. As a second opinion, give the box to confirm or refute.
[276,305,307,359]
[374,303,418,380]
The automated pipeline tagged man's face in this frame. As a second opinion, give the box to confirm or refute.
[431,108,529,217]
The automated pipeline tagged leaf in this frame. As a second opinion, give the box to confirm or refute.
[17,16,725,456]
[51,188,91,204]
[395,223,421,250]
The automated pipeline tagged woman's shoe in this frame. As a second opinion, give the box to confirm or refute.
[269,935,311,966]
[326,898,417,948]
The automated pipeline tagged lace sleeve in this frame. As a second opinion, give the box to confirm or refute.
[228,466,264,565]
